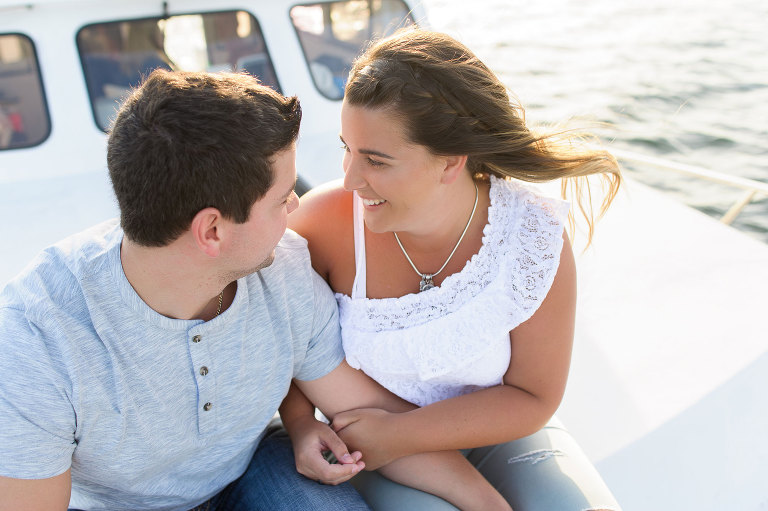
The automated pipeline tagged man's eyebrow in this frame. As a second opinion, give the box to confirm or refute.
[339,135,395,160]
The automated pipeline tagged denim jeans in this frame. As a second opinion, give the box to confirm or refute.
[189,422,370,511]
[351,417,621,511]
[70,422,370,511]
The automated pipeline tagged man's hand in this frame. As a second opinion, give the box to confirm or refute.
[288,413,365,485]
[332,408,405,470]
[291,361,417,470]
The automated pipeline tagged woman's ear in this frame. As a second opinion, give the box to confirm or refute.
[439,154,469,184]
[190,207,223,258]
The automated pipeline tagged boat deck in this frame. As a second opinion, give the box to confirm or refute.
[550,177,768,510]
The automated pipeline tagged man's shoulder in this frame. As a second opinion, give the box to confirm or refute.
[244,229,330,308]
[1,219,121,315]
[26,219,121,277]
[276,228,309,252]
[265,229,312,275]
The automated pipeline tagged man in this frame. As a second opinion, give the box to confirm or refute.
[0,70,404,510]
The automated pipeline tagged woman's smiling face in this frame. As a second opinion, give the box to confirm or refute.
[340,101,451,235]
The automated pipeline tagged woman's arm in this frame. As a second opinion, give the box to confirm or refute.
[378,453,511,511]
[287,362,511,510]
[288,179,352,282]
[331,233,577,469]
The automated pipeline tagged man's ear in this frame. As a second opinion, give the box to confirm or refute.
[190,207,224,258]
[439,154,469,184]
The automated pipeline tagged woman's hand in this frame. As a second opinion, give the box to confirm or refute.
[332,408,407,470]
[288,413,366,485]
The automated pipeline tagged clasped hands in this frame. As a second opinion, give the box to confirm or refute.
[292,408,402,485]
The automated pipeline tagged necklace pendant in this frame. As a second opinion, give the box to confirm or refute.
[419,274,435,292]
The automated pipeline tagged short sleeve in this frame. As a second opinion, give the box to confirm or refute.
[501,181,570,324]
[293,271,345,381]
[0,306,76,479]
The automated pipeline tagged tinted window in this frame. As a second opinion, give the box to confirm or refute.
[0,34,50,150]
[290,0,414,100]
[78,11,280,131]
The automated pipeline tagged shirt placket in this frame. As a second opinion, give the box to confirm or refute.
[188,328,216,434]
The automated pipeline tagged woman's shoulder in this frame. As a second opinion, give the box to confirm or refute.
[288,179,354,278]
[290,179,354,240]
[492,175,568,209]
[487,176,571,311]
[489,176,570,235]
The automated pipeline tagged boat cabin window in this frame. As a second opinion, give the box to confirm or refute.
[77,11,280,132]
[290,0,415,100]
[0,34,50,151]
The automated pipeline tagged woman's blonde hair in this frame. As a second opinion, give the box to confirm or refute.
[345,28,620,244]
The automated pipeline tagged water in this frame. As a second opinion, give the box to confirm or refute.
[420,0,768,243]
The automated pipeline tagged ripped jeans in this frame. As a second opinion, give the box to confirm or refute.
[350,417,621,511]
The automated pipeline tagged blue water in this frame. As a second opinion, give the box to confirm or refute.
[421,0,768,242]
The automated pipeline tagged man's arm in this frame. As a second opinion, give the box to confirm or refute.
[290,361,511,511]
[295,359,414,417]
[0,307,77,511]
[279,383,365,485]
[0,470,71,511]
[278,360,414,484]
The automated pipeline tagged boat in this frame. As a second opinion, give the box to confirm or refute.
[2,1,767,510]
[0,0,425,286]
[552,155,768,510]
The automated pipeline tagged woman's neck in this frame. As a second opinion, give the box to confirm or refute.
[393,178,485,255]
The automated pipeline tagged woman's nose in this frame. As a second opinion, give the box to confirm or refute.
[342,156,365,191]
[287,191,299,214]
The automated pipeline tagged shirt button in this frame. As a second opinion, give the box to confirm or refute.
[192,335,202,343]
[203,402,212,411]
[199,366,209,376]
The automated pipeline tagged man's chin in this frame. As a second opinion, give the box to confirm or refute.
[253,252,276,272]
[227,251,276,282]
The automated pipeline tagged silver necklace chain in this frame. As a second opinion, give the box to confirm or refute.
[394,182,479,292]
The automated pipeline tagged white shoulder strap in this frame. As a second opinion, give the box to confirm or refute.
[350,191,367,299]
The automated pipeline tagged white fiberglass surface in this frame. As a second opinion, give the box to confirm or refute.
[550,178,768,510]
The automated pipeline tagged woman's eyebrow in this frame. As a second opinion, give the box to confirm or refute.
[340,135,395,159]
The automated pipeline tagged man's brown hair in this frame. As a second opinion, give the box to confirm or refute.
[108,70,301,246]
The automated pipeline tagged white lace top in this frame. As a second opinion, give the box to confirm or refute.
[336,176,570,407]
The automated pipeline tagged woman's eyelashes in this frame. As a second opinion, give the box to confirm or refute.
[340,142,386,168]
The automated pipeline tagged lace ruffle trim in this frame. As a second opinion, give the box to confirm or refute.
[336,176,569,332]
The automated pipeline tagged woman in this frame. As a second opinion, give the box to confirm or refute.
[289,28,622,510]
